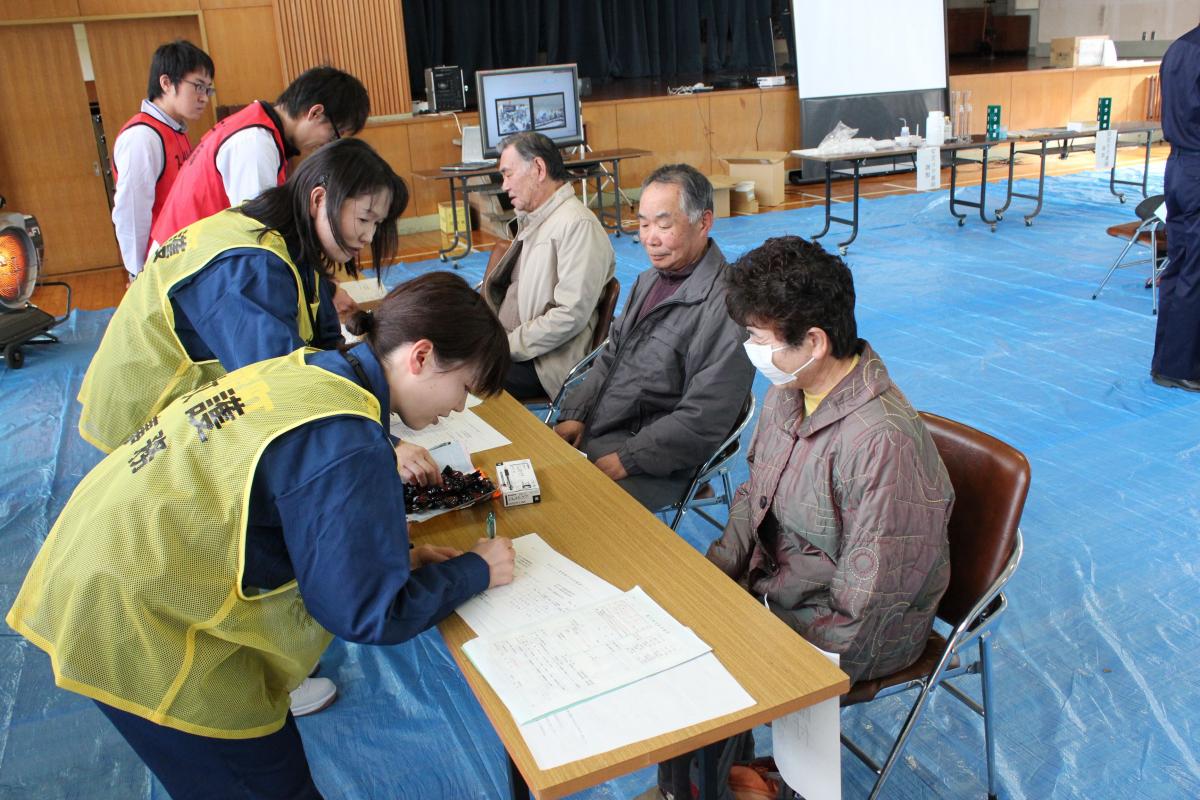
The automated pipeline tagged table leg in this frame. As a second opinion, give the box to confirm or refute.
[949,152,967,226]
[507,754,531,800]
[977,144,998,231]
[812,162,834,240]
[995,142,1017,220]
[1141,130,1152,197]
[612,158,623,237]
[1024,141,1048,226]
[834,159,862,255]
[438,177,467,264]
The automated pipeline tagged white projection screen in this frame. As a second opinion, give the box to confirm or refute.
[793,0,947,99]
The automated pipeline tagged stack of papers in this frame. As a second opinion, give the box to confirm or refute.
[456,535,754,769]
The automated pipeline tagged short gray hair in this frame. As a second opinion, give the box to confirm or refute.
[641,163,713,223]
[498,131,569,182]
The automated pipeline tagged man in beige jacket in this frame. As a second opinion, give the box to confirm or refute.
[482,132,615,399]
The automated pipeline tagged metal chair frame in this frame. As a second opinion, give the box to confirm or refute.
[660,392,756,532]
[541,340,607,425]
[1093,196,1168,315]
[841,533,1023,800]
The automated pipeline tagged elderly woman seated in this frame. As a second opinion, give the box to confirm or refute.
[657,235,954,800]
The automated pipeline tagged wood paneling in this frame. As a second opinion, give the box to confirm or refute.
[273,0,411,117]
[201,0,267,8]
[204,5,283,106]
[1070,68,1134,122]
[707,89,800,161]
[1127,66,1161,121]
[615,95,713,188]
[580,104,619,159]
[357,123,413,217]
[1008,70,1074,130]
[79,0,198,13]
[949,73,1013,135]
[0,24,118,274]
[0,1,80,20]
[405,114,478,216]
[86,16,214,157]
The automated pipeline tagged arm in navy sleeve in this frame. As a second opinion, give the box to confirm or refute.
[311,275,344,350]
[170,248,316,370]
[265,415,490,645]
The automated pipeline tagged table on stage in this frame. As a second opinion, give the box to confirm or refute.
[793,120,1162,254]
[413,148,650,264]
[407,391,849,800]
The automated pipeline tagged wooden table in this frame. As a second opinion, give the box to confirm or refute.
[408,392,849,800]
[412,148,650,264]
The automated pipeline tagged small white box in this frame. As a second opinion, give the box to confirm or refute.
[497,459,541,507]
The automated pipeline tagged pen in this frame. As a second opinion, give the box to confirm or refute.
[429,441,452,451]
[486,511,496,540]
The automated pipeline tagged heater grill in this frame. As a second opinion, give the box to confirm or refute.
[0,198,70,369]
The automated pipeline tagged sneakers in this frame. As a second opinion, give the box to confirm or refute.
[289,677,337,716]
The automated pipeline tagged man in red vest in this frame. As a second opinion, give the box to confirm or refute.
[110,40,214,284]
[150,66,370,250]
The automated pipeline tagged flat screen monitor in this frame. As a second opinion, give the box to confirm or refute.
[475,64,583,158]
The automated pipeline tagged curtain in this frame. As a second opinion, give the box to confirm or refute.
[403,0,779,97]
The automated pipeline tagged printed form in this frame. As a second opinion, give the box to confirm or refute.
[455,534,754,769]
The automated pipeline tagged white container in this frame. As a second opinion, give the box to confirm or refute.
[926,111,945,146]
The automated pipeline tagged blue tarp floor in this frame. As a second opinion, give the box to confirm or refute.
[3,163,1197,799]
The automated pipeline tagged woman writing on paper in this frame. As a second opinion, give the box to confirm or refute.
[8,272,516,799]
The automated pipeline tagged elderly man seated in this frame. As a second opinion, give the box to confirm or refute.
[481,131,615,401]
[553,164,753,511]
[655,235,954,800]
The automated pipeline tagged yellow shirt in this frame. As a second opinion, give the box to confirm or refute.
[804,354,861,418]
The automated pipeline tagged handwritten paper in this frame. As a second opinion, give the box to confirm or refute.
[773,647,842,800]
[390,409,510,454]
[462,586,712,724]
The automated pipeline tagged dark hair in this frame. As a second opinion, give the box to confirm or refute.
[240,138,408,279]
[726,236,859,359]
[499,132,569,182]
[348,272,510,397]
[275,66,370,137]
[642,163,713,223]
[147,40,214,101]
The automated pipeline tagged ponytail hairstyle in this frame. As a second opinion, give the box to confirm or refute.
[347,272,510,397]
[240,138,408,279]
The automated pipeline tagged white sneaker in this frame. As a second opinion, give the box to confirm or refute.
[289,677,337,716]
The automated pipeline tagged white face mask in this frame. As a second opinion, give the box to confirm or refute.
[743,339,815,386]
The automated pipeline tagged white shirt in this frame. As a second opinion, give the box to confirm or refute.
[111,100,187,277]
[215,123,283,206]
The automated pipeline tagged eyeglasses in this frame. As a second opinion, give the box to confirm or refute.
[326,115,342,141]
[184,79,216,98]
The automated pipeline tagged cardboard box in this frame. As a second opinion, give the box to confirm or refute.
[437,200,470,235]
[1050,35,1109,68]
[720,151,788,207]
[496,458,541,507]
[706,174,739,218]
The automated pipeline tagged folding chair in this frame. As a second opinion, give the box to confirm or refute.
[659,391,756,532]
[841,411,1030,800]
[524,276,620,421]
[1093,194,1168,314]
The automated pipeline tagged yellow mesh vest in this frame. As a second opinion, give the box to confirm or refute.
[9,349,378,739]
[77,209,323,454]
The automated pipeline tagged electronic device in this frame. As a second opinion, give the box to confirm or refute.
[474,63,584,159]
[424,65,466,113]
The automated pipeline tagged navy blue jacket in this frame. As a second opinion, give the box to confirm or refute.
[243,343,490,645]
[1162,26,1200,153]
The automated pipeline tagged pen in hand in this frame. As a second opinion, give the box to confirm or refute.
[486,511,496,540]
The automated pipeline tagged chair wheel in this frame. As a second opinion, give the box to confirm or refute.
[4,343,24,369]
[957,218,965,227]
[1118,196,1126,204]
[1025,219,1033,227]
[995,212,1004,221]
[990,224,997,232]
[439,254,448,262]
[839,247,848,256]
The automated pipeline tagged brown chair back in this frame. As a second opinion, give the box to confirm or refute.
[591,277,621,351]
[482,239,513,286]
[919,412,1030,628]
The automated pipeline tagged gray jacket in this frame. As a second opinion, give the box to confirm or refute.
[558,240,754,479]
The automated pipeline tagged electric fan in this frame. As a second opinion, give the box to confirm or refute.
[0,195,71,369]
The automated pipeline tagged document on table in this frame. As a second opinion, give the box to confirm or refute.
[390,408,510,454]
[456,534,621,637]
[772,647,842,800]
[338,277,389,304]
[463,586,712,724]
